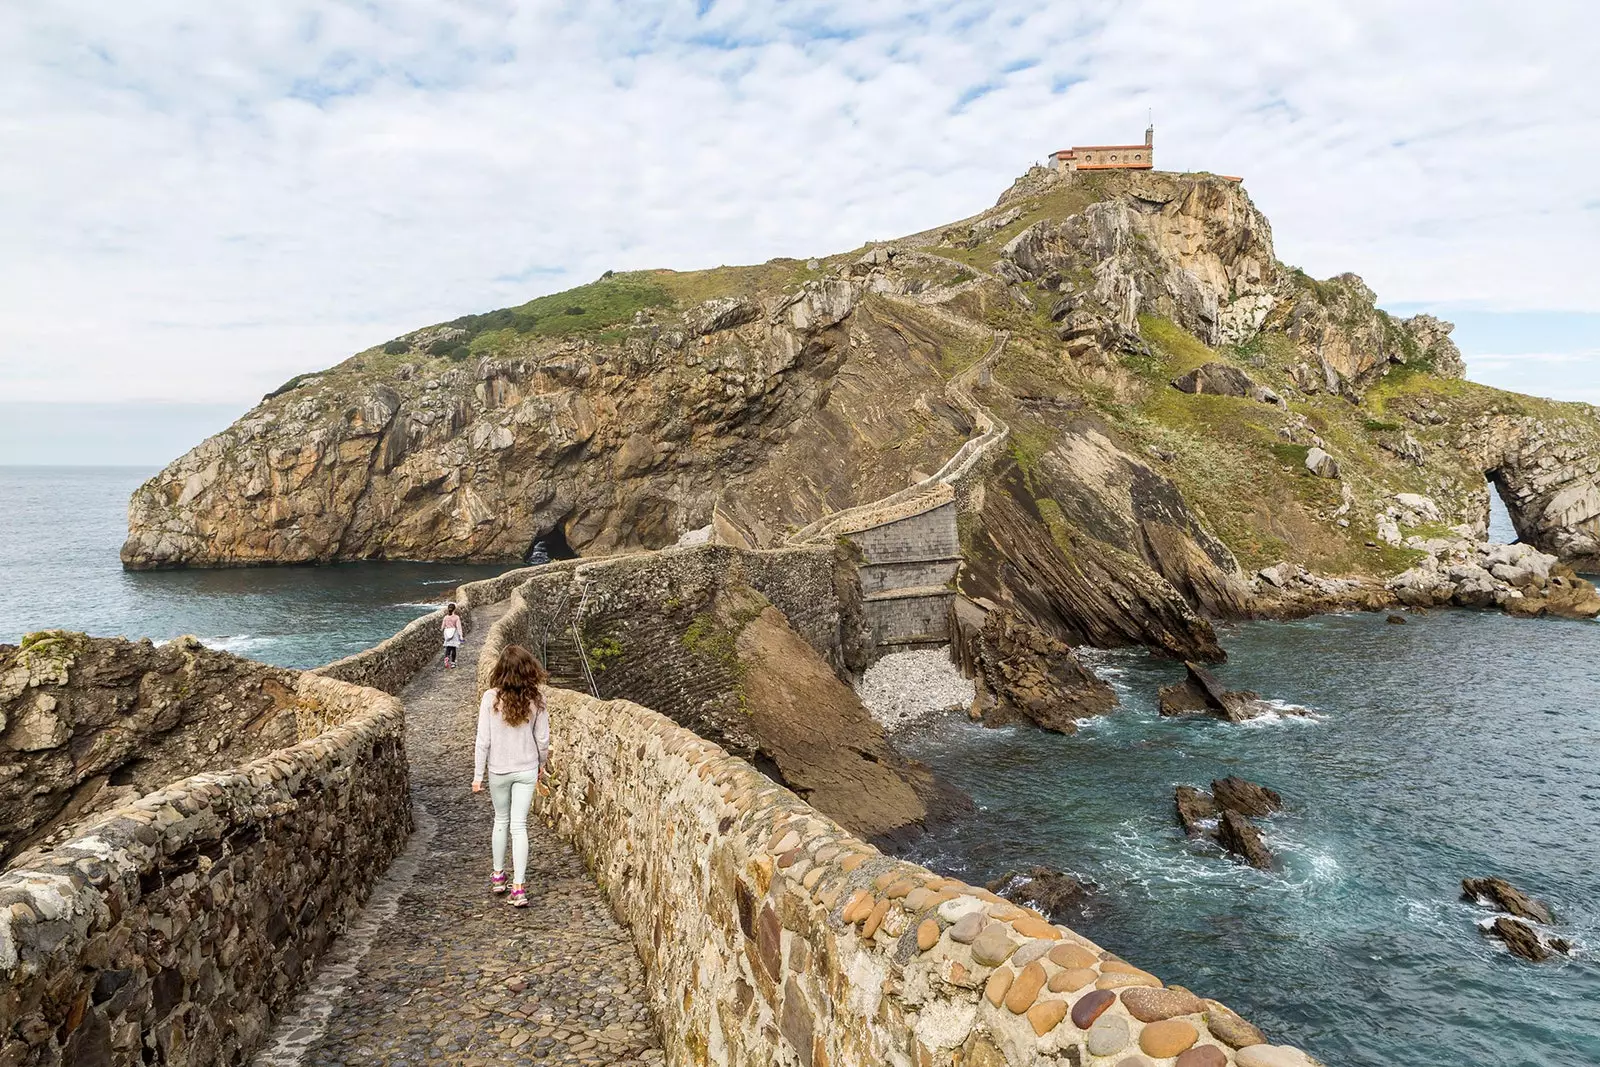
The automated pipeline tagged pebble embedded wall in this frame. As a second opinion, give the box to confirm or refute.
[538,688,1321,1067]
[0,673,410,1067]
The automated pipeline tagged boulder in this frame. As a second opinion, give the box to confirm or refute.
[1216,809,1274,870]
[1174,785,1217,836]
[1211,776,1283,818]
[1303,447,1340,479]
[1171,362,1256,399]
[1461,876,1554,925]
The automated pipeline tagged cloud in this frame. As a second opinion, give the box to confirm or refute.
[1,1,1597,405]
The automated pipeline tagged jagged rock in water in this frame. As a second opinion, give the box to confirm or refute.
[987,866,1095,923]
[1216,809,1274,870]
[1157,662,1260,722]
[1484,916,1567,962]
[1174,785,1217,836]
[1212,776,1284,818]
[952,604,1116,735]
[1462,876,1555,925]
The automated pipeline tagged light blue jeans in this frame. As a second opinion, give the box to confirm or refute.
[488,768,540,884]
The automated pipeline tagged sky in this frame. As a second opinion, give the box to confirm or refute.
[1,1,1597,464]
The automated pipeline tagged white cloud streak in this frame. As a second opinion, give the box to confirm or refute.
[2,1,1597,403]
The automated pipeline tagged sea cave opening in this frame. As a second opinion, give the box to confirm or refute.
[524,523,578,565]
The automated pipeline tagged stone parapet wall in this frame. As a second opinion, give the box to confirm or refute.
[314,563,548,693]
[0,672,411,1067]
[538,687,1316,1067]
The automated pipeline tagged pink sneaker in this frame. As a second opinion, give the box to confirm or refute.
[507,885,528,908]
[490,871,508,895]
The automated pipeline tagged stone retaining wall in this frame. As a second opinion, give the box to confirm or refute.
[537,687,1317,1067]
[477,546,857,692]
[0,672,410,1067]
[314,563,546,693]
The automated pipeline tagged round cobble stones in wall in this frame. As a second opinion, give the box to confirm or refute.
[1047,943,1097,969]
[948,912,986,943]
[1003,962,1047,1014]
[1048,967,1096,993]
[916,919,940,951]
[1011,916,1060,940]
[1176,1045,1230,1067]
[1086,1014,1132,1056]
[1026,999,1067,1036]
[984,968,1013,1007]
[1120,985,1206,1022]
[1205,1000,1268,1049]
[1114,1057,1156,1067]
[1139,1019,1199,1059]
[1097,971,1162,990]
[1011,939,1053,968]
[970,923,1016,966]
[1070,989,1116,1029]
[1236,1045,1315,1067]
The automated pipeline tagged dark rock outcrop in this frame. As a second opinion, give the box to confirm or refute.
[1212,776,1284,818]
[1462,876,1555,925]
[1157,662,1260,722]
[1216,809,1274,870]
[1171,362,1255,398]
[987,866,1095,923]
[1484,916,1567,962]
[1176,778,1281,869]
[952,604,1116,735]
[1174,785,1217,836]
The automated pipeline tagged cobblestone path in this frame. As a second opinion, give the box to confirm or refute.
[258,604,662,1066]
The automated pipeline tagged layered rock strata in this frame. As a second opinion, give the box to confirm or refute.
[1,631,306,864]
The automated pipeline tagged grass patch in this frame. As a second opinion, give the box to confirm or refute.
[1270,442,1310,468]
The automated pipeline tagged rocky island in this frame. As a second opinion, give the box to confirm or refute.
[121,166,1600,686]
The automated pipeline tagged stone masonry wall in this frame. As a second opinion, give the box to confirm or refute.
[536,687,1316,1067]
[0,672,410,1067]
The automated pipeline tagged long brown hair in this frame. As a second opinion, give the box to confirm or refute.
[489,644,548,727]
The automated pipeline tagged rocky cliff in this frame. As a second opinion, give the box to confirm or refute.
[125,167,1600,653]
[0,631,308,865]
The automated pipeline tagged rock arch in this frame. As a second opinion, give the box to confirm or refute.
[1476,414,1600,568]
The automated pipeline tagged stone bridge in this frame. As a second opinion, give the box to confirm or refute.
[1,563,1315,1067]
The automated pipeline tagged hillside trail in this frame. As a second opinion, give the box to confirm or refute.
[254,601,661,1067]
[787,321,1010,544]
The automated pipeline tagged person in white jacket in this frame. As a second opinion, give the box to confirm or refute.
[471,644,550,908]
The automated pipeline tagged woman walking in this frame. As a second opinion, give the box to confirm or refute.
[471,644,550,908]
[441,602,464,668]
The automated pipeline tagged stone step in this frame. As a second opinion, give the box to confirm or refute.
[862,585,956,603]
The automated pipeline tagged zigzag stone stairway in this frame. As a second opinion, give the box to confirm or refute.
[254,602,660,1066]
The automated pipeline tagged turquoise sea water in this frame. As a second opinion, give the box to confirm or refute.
[898,610,1600,1067]
[0,466,509,667]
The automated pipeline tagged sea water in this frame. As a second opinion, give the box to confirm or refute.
[0,466,510,667]
[897,610,1600,1067]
